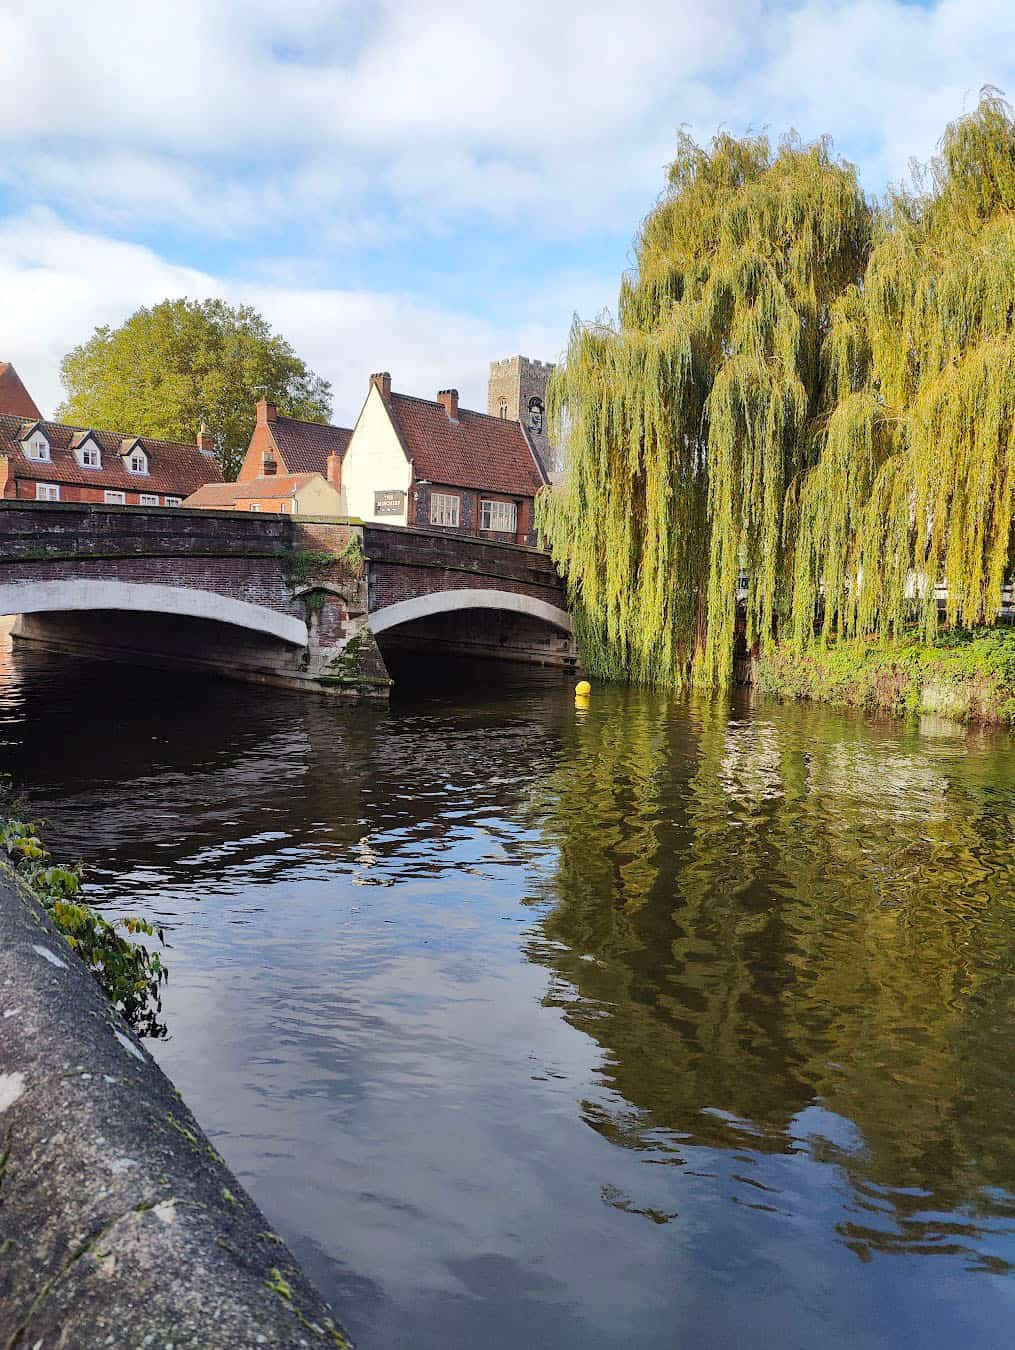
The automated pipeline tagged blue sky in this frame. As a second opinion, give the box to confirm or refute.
[1,0,1012,426]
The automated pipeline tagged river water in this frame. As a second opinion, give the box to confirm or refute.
[2,631,1013,1349]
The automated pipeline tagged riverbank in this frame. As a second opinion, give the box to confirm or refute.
[756,628,1015,726]
[0,829,352,1347]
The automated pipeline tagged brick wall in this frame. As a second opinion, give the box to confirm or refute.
[363,522,567,615]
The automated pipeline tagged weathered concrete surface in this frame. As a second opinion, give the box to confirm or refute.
[0,871,353,1348]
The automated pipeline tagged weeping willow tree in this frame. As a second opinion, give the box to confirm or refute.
[788,90,1015,643]
[540,92,1014,687]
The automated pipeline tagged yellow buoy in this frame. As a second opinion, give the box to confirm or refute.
[575,680,591,697]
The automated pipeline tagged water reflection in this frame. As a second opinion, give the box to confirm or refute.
[527,691,1015,1270]
[2,633,1013,1348]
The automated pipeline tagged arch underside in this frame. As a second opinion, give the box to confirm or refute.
[368,587,572,636]
[0,579,308,647]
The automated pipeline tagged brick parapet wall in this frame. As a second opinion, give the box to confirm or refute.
[363,522,567,613]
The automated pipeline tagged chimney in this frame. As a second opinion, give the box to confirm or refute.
[438,388,459,421]
[370,371,392,404]
[196,422,216,458]
[326,449,342,492]
[256,396,277,424]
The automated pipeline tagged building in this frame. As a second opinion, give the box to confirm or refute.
[487,355,562,480]
[182,396,350,515]
[341,372,548,546]
[0,363,42,420]
[183,473,343,515]
[0,414,223,506]
[238,397,351,488]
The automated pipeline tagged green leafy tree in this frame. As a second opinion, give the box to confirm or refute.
[56,298,332,479]
[539,92,1014,689]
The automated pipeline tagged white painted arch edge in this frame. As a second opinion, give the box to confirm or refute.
[368,587,572,635]
[0,579,308,648]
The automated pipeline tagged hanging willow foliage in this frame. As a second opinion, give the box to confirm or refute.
[539,92,1015,688]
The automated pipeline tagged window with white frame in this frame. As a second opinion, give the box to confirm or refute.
[35,482,59,501]
[128,449,148,474]
[249,503,260,512]
[104,490,126,505]
[429,492,460,527]
[139,493,159,506]
[480,499,517,532]
[79,442,102,469]
[279,500,290,512]
[163,496,182,507]
[24,433,50,461]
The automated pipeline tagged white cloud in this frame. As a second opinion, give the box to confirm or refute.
[0,211,575,423]
[2,0,1009,238]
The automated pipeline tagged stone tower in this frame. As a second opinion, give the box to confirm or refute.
[488,355,560,480]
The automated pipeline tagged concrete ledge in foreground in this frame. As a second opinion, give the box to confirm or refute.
[0,870,353,1348]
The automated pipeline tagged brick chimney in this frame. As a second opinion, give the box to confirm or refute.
[370,371,392,404]
[438,388,459,421]
[256,396,277,424]
[326,449,342,492]
[196,422,216,458]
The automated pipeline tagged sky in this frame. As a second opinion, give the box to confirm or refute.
[1,0,1013,427]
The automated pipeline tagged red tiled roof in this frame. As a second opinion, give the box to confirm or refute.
[388,393,546,496]
[0,364,42,420]
[184,474,318,507]
[0,415,223,495]
[271,417,351,475]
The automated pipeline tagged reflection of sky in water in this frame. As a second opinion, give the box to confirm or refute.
[2,634,1014,1350]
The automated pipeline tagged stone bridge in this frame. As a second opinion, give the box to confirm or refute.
[0,502,576,696]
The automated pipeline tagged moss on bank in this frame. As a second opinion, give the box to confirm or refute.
[756,628,1015,726]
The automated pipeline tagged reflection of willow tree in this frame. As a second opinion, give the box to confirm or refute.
[527,691,1015,1251]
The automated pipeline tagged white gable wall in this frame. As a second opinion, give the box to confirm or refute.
[341,385,411,525]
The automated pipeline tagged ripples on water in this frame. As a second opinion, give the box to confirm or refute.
[2,629,1014,1349]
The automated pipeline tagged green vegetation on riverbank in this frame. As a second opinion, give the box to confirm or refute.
[0,797,168,1035]
[756,628,1015,725]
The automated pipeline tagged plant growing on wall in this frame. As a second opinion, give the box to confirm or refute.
[1,815,168,1038]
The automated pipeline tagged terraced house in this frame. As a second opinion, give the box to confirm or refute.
[0,361,223,507]
[341,371,548,545]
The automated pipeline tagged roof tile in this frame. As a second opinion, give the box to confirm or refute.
[271,417,351,475]
[0,414,223,495]
[388,393,546,496]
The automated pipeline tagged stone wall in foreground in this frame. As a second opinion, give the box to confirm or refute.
[0,870,353,1348]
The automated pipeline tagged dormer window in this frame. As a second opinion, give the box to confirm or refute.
[128,449,148,474]
[74,434,102,470]
[22,430,50,462]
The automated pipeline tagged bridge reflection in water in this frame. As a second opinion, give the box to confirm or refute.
[2,628,1012,1349]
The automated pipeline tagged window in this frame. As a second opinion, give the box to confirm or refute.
[498,399,508,419]
[528,396,544,435]
[80,444,101,468]
[279,500,289,513]
[128,450,148,473]
[104,490,126,505]
[480,499,517,532]
[249,504,260,512]
[35,482,59,501]
[163,496,182,507]
[429,492,460,527]
[139,494,159,506]
[24,434,50,462]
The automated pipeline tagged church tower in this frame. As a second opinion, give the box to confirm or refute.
[487,355,560,480]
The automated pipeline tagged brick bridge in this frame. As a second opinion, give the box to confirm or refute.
[0,502,576,695]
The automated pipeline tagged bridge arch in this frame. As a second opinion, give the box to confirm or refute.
[0,579,308,648]
[368,587,572,636]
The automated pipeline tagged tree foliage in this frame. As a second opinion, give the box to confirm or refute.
[539,92,1015,688]
[57,297,332,478]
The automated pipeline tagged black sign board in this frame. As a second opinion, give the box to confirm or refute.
[374,490,405,515]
